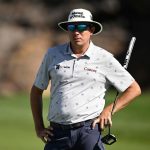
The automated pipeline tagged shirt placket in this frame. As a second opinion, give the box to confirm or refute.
[72,59,76,77]
[71,58,80,77]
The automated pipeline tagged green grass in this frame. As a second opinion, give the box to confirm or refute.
[0,93,48,150]
[0,90,150,150]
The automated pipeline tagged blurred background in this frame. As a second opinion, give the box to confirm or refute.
[0,0,150,94]
[0,0,150,150]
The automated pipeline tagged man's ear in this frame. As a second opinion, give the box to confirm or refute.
[90,27,95,35]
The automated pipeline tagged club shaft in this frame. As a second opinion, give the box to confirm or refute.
[123,37,136,69]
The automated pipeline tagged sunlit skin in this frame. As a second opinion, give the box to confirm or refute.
[68,26,95,57]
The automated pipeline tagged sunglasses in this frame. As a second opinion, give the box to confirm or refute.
[67,24,90,32]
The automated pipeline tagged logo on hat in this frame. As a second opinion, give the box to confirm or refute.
[70,12,86,19]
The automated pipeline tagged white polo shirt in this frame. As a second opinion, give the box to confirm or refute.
[34,42,134,124]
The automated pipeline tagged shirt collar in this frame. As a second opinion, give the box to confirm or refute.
[64,41,94,58]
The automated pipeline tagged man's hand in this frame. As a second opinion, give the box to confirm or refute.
[36,126,53,143]
[92,108,112,130]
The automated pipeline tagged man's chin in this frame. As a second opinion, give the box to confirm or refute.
[74,41,83,46]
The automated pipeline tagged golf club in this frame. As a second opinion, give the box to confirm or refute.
[101,37,136,145]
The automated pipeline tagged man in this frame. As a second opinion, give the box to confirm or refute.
[30,8,141,150]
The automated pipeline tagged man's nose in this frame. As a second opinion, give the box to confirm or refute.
[73,30,80,34]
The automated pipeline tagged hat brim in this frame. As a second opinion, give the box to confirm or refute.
[58,21,103,35]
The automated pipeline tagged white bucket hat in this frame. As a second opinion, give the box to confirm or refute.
[58,8,103,35]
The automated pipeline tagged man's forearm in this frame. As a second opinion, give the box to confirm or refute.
[112,80,141,114]
[94,81,141,129]
[30,86,45,133]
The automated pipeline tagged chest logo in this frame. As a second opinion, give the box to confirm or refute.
[55,65,70,70]
[84,67,97,73]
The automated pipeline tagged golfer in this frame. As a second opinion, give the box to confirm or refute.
[30,8,141,150]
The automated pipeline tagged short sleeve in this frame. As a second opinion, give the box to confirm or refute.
[34,51,50,90]
[105,56,135,92]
